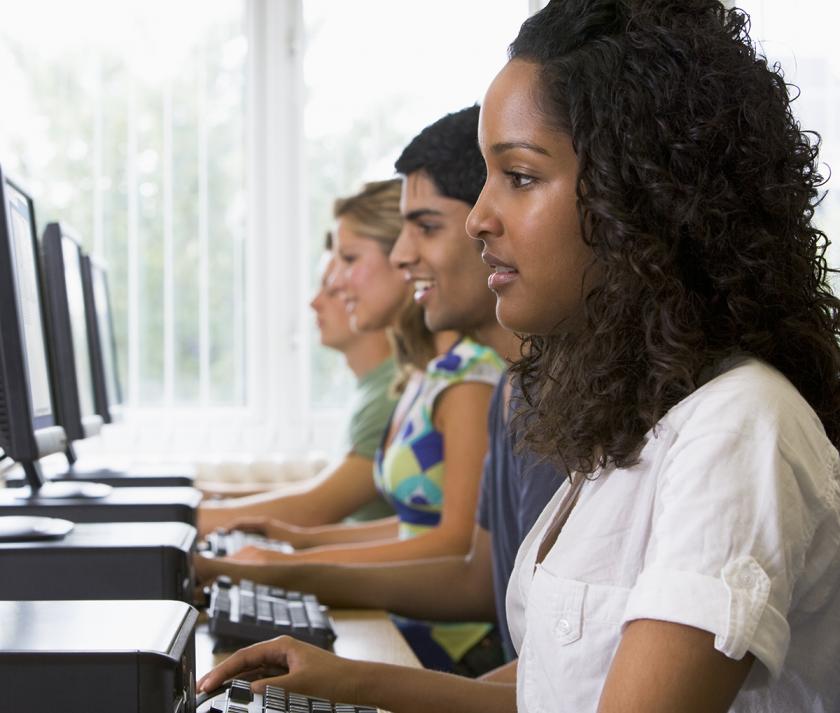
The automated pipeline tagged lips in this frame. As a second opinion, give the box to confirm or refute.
[481,251,519,290]
[412,278,435,304]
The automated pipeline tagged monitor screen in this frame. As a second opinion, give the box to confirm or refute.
[62,236,96,419]
[91,263,123,412]
[5,181,52,423]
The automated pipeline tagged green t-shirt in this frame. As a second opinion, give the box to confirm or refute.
[344,356,398,521]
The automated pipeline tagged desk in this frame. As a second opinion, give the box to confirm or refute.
[196,609,421,675]
[196,610,421,713]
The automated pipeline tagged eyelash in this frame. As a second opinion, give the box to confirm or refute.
[504,171,536,190]
[339,253,356,264]
[418,223,441,236]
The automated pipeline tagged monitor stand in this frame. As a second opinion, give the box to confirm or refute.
[0,516,74,542]
[11,460,112,500]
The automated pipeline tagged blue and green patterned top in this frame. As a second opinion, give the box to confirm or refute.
[373,336,505,664]
[374,336,505,539]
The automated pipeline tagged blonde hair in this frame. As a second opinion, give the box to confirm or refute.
[333,179,403,252]
[333,179,437,385]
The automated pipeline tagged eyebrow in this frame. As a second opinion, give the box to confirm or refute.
[404,209,444,222]
[491,141,550,157]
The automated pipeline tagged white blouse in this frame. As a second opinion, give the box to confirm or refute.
[507,359,840,713]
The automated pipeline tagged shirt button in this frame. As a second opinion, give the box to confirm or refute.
[738,573,755,588]
[557,618,571,634]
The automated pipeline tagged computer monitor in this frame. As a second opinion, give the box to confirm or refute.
[0,163,109,515]
[80,253,123,424]
[0,167,66,483]
[42,223,103,460]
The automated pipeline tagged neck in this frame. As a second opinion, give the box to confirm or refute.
[432,330,461,356]
[342,331,393,379]
[471,319,521,362]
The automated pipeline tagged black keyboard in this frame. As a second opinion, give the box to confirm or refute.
[208,577,336,649]
[201,529,294,557]
[197,679,377,713]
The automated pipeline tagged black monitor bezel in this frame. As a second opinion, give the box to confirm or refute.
[81,253,124,423]
[0,163,63,487]
[41,223,103,442]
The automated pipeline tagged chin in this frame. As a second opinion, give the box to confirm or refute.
[353,311,390,333]
[424,310,461,335]
[496,304,540,336]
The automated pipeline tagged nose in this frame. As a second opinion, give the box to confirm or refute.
[389,225,419,271]
[309,288,325,312]
[466,184,502,243]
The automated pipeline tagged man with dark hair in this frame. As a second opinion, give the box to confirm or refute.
[197,106,565,678]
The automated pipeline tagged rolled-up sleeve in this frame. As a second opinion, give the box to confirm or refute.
[621,427,822,680]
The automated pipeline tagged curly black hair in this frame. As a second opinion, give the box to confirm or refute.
[394,105,485,205]
[508,0,840,472]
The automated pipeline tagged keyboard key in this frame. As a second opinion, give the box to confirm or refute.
[229,681,253,703]
[272,601,292,627]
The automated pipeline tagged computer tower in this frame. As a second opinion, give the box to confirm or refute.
[0,486,202,526]
[0,600,198,713]
[0,521,196,602]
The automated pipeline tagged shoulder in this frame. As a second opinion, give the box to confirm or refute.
[655,357,839,501]
[357,357,397,396]
[662,358,827,441]
[426,337,506,387]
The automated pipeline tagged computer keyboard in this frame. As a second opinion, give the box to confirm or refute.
[208,577,336,649]
[197,679,378,713]
[201,529,294,557]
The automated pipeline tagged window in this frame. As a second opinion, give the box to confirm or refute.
[0,0,247,412]
[737,1,840,271]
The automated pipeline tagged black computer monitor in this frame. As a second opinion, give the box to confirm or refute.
[0,167,66,485]
[42,223,103,460]
[0,163,109,514]
[80,253,123,424]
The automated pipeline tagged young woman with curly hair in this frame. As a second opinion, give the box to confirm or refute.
[198,2,840,711]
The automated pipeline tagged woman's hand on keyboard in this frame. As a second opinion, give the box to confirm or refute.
[225,516,312,547]
[197,636,362,706]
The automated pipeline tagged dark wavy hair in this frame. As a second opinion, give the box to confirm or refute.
[395,105,486,205]
[508,0,840,473]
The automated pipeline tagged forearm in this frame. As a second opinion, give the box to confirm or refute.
[199,555,495,621]
[287,525,473,564]
[199,456,378,530]
[297,557,494,620]
[352,660,516,713]
[297,518,400,547]
[248,489,349,528]
[199,485,314,534]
